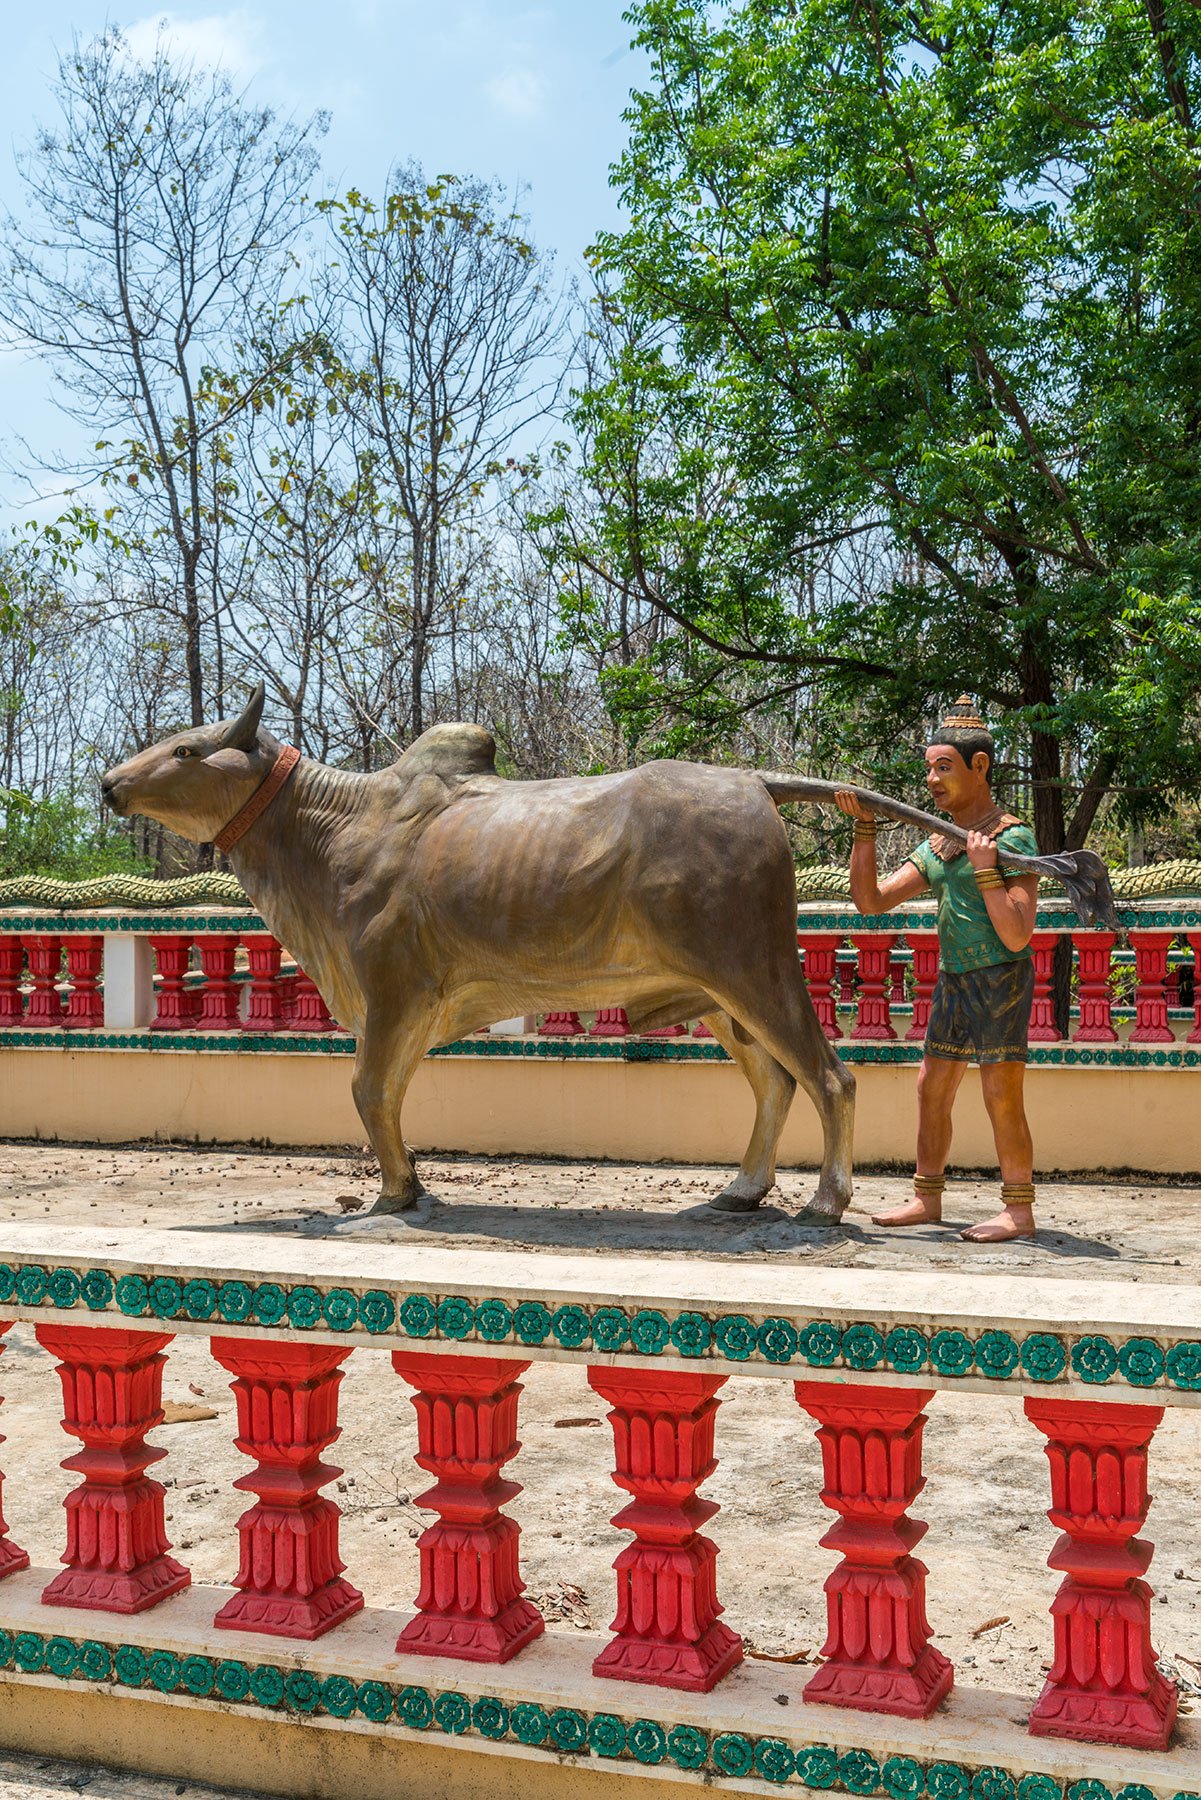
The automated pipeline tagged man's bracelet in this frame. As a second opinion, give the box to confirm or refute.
[974,866,1005,891]
[853,821,877,841]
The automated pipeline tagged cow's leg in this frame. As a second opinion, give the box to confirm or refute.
[704,961,855,1222]
[699,1010,796,1211]
[352,1003,438,1213]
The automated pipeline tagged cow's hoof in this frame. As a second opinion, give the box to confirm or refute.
[706,1189,764,1215]
[367,1188,425,1216]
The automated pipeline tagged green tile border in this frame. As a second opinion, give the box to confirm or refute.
[0,1624,1188,1799]
[2,1260,1199,1395]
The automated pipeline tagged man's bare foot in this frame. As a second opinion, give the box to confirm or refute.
[960,1205,1035,1243]
[871,1197,943,1228]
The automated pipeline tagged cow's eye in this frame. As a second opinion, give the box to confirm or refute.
[173,746,192,760]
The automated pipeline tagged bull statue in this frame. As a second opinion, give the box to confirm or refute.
[101,684,856,1220]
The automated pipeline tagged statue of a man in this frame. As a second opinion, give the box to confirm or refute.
[836,699,1040,1243]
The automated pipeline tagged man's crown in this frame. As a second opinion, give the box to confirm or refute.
[940,695,987,732]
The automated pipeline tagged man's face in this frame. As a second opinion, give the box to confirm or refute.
[925,743,988,813]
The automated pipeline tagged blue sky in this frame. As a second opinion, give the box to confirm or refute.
[0,1,646,512]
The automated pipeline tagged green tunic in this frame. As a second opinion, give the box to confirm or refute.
[907,824,1039,974]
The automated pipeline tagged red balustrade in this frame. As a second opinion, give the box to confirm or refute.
[291,967,338,1032]
[588,1367,741,1692]
[591,1007,631,1038]
[210,1339,362,1639]
[1027,931,1063,1042]
[0,1325,28,1580]
[1189,934,1201,1045]
[194,934,241,1031]
[538,1011,583,1036]
[63,936,103,1029]
[799,933,841,1040]
[1128,930,1176,1044]
[242,933,285,1031]
[149,934,195,1030]
[0,937,25,1026]
[794,1382,952,1718]
[642,1021,688,1037]
[1071,931,1118,1043]
[391,1352,542,1662]
[851,934,898,1041]
[1025,1397,1176,1750]
[905,936,939,1042]
[35,1324,190,1612]
[22,934,64,1028]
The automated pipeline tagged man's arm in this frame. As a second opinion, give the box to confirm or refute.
[835,791,930,914]
[967,830,1038,950]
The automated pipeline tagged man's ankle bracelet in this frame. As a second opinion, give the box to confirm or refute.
[913,1173,945,1198]
[1001,1181,1035,1208]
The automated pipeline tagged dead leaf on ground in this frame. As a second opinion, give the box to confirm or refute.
[971,1615,1011,1638]
[746,1646,811,1664]
[188,1382,205,1396]
[553,1417,601,1429]
[336,1194,365,1212]
[161,1400,218,1424]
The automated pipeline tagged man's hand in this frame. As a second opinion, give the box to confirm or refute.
[966,828,998,870]
[835,789,876,824]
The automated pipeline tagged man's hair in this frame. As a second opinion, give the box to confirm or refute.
[927,726,995,779]
[927,698,994,778]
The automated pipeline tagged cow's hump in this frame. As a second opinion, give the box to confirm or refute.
[393,722,498,782]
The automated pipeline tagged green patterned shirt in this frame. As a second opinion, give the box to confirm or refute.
[907,823,1039,974]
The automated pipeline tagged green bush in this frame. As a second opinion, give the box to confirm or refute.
[0,791,151,879]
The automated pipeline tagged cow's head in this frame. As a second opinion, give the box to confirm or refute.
[101,683,280,843]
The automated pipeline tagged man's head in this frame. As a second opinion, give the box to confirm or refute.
[925,696,995,815]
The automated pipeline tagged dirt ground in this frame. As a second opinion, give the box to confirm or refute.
[0,1140,1200,1796]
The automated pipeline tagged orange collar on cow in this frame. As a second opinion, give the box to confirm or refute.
[213,744,301,854]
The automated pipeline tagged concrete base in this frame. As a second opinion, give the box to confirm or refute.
[0,1047,1199,1175]
[0,1569,1196,1800]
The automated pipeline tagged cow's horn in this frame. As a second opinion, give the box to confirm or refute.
[219,681,266,752]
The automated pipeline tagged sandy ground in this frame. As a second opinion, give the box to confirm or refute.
[0,1140,1199,1795]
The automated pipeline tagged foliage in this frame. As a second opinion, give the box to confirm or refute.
[0,790,151,880]
[578,0,1201,847]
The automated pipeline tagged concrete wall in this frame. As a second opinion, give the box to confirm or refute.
[0,1046,1195,1174]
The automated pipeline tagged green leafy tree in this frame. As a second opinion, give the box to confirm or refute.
[579,0,1201,849]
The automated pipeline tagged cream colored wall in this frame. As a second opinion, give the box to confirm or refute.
[0,1047,1196,1174]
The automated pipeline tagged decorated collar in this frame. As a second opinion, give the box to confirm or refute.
[929,804,1021,864]
[213,745,301,854]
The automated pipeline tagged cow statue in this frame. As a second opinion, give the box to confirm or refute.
[101,684,855,1219]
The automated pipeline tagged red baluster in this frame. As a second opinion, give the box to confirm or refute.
[63,936,104,1029]
[1071,931,1118,1043]
[291,966,337,1032]
[591,1007,631,1038]
[391,1353,543,1662]
[905,934,939,1042]
[22,934,64,1027]
[538,1011,583,1036]
[0,1325,29,1580]
[1028,931,1064,1043]
[1189,934,1201,1044]
[1164,960,1181,1009]
[588,1367,742,1692]
[0,936,26,1026]
[692,1018,714,1038]
[642,1021,688,1037]
[210,1339,362,1639]
[149,934,194,1030]
[1025,1398,1176,1749]
[1128,930,1176,1044]
[35,1324,190,1612]
[242,933,285,1031]
[851,934,898,1040]
[799,932,841,1040]
[193,933,241,1030]
[794,1382,952,1718]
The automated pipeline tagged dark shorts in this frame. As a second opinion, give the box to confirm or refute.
[925,959,1035,1065]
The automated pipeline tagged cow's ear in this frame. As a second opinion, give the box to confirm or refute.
[218,681,265,753]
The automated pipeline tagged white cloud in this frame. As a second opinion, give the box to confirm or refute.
[484,66,545,122]
[122,11,267,81]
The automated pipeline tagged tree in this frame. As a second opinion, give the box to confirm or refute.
[583,0,1201,848]
[0,28,325,730]
[323,171,565,739]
